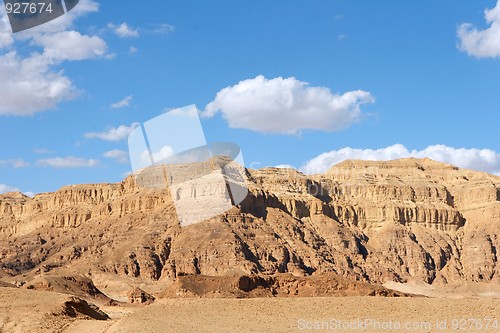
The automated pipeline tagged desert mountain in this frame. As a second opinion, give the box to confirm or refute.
[0,158,498,298]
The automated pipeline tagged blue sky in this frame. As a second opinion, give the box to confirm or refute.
[1,0,500,195]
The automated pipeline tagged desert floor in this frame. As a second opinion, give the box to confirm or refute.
[1,287,499,333]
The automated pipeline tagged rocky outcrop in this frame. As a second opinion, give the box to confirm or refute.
[128,287,155,304]
[24,275,111,301]
[159,273,411,298]
[50,296,110,320]
[0,158,498,288]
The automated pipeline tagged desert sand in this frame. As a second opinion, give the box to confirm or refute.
[1,287,498,333]
[100,297,500,333]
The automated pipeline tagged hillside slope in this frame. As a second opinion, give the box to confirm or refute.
[0,158,498,295]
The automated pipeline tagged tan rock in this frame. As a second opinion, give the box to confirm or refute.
[0,158,498,288]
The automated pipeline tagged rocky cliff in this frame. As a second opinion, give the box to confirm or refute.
[0,158,498,292]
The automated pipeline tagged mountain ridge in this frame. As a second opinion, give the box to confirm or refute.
[0,158,498,300]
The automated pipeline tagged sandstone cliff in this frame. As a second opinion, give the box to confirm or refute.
[0,158,498,293]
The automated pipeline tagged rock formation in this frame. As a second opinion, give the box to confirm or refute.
[0,158,498,296]
[128,287,156,304]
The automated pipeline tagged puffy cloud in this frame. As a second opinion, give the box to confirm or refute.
[0,31,108,115]
[111,95,133,108]
[203,75,374,134]
[0,52,77,116]
[458,0,500,58]
[103,149,129,164]
[36,156,99,168]
[301,144,500,175]
[0,10,13,48]
[84,123,140,142]
[0,0,108,116]
[0,184,19,194]
[34,30,107,61]
[108,22,139,38]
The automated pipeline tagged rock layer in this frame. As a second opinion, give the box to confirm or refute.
[0,158,498,288]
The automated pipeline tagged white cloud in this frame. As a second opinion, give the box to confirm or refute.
[108,22,139,38]
[36,156,99,168]
[0,158,29,168]
[140,145,174,164]
[275,164,295,169]
[111,95,132,108]
[0,51,77,115]
[0,0,108,116]
[103,149,129,164]
[34,30,108,61]
[0,184,19,194]
[458,0,500,58]
[301,144,500,175]
[84,123,140,142]
[0,184,33,196]
[0,9,13,48]
[203,75,374,134]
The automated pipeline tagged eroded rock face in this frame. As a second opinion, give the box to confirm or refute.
[128,287,155,304]
[0,158,498,286]
[159,273,411,298]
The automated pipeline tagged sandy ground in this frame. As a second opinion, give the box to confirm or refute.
[384,281,500,299]
[0,287,76,333]
[1,287,499,333]
[76,297,499,333]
